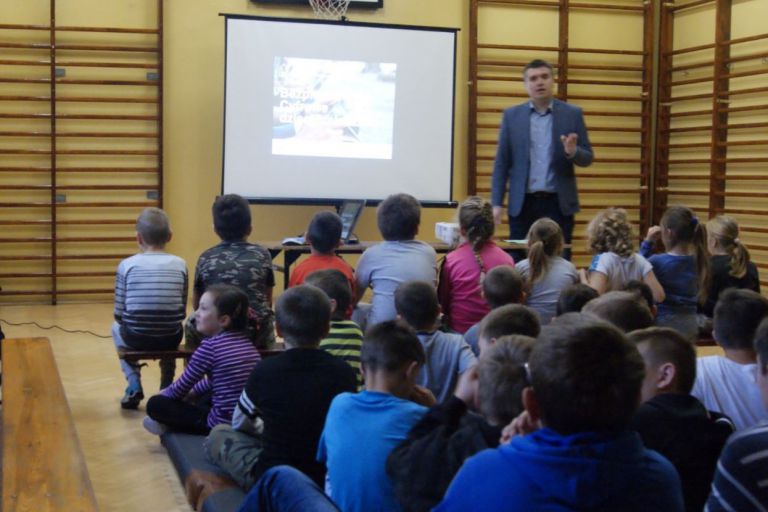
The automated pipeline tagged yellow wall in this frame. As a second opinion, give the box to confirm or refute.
[162,0,469,277]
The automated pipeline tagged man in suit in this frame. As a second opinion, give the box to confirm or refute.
[491,59,593,258]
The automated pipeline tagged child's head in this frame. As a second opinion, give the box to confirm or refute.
[394,280,439,331]
[586,207,634,258]
[526,313,644,434]
[707,215,752,279]
[713,288,768,351]
[306,211,343,254]
[361,320,426,391]
[556,283,599,316]
[483,265,524,309]
[377,193,420,241]
[459,195,495,251]
[212,194,252,242]
[660,205,710,302]
[478,304,540,355]
[196,284,250,337]
[628,327,696,402]
[623,280,655,314]
[275,285,332,348]
[136,207,172,248]
[526,218,563,286]
[754,318,768,409]
[582,291,654,333]
[477,335,535,426]
[305,269,353,321]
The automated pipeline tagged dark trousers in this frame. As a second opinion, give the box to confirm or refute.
[508,192,574,261]
[146,394,211,435]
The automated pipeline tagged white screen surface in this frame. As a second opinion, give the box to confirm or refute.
[223,17,457,204]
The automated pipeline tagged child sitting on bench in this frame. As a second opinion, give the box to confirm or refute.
[112,207,188,409]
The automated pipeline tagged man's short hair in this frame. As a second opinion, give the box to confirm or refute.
[136,207,171,246]
[305,269,352,321]
[275,285,331,347]
[628,327,697,394]
[582,291,654,333]
[713,289,768,350]
[377,193,420,241]
[755,318,768,375]
[394,280,439,331]
[361,320,425,374]
[483,265,524,309]
[623,280,654,311]
[477,335,535,426]
[529,313,644,434]
[479,304,540,341]
[212,194,251,241]
[307,211,342,254]
[556,283,599,316]
[523,59,554,79]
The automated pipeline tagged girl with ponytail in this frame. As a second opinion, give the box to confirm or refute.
[640,205,710,339]
[515,218,578,324]
[438,196,515,333]
[702,215,760,317]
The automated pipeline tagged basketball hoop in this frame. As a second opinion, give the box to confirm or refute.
[308,0,351,20]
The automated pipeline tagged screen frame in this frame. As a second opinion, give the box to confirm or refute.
[220,14,459,208]
[338,199,366,242]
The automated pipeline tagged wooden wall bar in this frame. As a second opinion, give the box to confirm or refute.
[0,0,163,304]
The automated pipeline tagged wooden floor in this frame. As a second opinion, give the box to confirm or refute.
[0,303,193,512]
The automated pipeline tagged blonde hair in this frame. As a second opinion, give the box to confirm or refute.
[459,196,495,283]
[707,215,751,279]
[660,205,711,303]
[586,208,634,258]
[526,218,563,287]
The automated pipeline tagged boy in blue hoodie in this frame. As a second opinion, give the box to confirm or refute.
[435,313,685,512]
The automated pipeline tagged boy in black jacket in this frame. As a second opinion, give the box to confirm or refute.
[386,335,534,512]
[629,327,734,512]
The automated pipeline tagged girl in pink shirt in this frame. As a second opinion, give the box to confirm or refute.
[438,196,515,333]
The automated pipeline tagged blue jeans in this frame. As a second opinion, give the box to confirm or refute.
[237,465,340,512]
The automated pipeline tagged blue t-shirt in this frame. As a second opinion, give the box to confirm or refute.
[317,391,427,512]
[640,241,697,312]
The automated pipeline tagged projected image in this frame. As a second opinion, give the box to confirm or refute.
[272,57,397,159]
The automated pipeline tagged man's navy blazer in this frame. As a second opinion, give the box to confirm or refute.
[491,99,593,218]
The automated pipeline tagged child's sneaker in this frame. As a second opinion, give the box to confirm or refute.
[142,416,168,436]
[120,385,144,410]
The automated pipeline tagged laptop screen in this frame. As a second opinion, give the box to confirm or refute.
[339,200,365,243]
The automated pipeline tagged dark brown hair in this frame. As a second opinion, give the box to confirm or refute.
[477,335,535,425]
[628,327,697,394]
[525,218,563,288]
[660,205,710,303]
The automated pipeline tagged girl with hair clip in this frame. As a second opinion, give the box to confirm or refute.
[640,205,710,340]
[580,207,665,303]
[515,218,578,324]
[702,215,760,318]
[438,196,515,333]
[143,284,262,435]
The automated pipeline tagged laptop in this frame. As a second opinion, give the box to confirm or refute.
[338,199,365,244]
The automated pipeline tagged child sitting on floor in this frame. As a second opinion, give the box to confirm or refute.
[692,288,768,431]
[205,285,357,489]
[143,284,261,435]
[580,207,664,303]
[395,281,477,403]
[640,205,710,339]
[438,196,515,334]
[556,283,598,316]
[515,218,578,324]
[317,320,433,512]
[305,269,364,388]
[387,335,534,512]
[477,303,540,355]
[463,265,524,356]
[629,327,734,512]
[435,314,684,511]
[112,207,188,409]
[582,290,654,333]
[289,211,356,296]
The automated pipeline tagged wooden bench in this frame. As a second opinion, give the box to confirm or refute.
[2,337,98,511]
